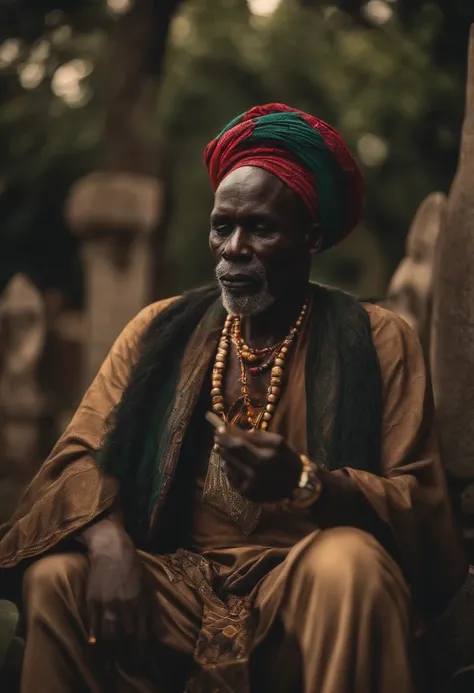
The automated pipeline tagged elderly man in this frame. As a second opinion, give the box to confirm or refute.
[0,104,467,693]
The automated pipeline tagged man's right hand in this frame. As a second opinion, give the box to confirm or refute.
[81,518,148,662]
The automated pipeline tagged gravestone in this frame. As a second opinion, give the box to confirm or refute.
[427,28,474,692]
[0,275,46,522]
[432,25,474,549]
[387,192,446,374]
[66,172,162,391]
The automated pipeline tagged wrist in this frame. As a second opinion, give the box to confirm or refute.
[82,517,127,556]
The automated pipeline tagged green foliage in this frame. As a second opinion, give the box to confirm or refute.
[0,3,110,302]
[0,0,469,303]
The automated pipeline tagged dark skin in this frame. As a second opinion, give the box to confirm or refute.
[209,169,394,561]
[209,166,320,501]
[210,166,321,350]
[80,166,374,656]
[81,516,148,670]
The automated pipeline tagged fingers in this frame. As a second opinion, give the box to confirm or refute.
[218,421,276,442]
[218,443,263,498]
[87,598,100,646]
[243,429,283,448]
[102,602,121,645]
[87,600,127,655]
[120,600,136,640]
[215,429,280,495]
[221,454,254,492]
[217,436,258,484]
[218,433,276,471]
[113,600,146,672]
[134,604,149,668]
[217,433,258,462]
[217,428,273,456]
[216,427,283,452]
[95,604,119,667]
[220,451,252,477]
[214,426,298,503]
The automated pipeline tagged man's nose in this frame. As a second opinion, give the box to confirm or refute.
[221,227,252,261]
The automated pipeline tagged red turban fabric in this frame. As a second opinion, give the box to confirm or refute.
[204,103,364,250]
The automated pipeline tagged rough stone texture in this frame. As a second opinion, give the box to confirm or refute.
[65,173,162,390]
[47,308,85,430]
[66,172,162,236]
[0,275,46,522]
[432,25,474,481]
[63,0,175,391]
[387,191,446,374]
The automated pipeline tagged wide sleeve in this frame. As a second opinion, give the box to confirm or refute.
[0,300,174,569]
[345,305,467,615]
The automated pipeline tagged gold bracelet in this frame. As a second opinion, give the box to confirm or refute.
[283,454,323,510]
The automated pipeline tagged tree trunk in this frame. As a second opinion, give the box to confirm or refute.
[65,0,184,391]
[104,0,183,175]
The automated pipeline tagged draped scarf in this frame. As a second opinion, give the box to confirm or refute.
[98,284,383,545]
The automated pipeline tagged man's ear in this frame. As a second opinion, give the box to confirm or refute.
[307,224,323,255]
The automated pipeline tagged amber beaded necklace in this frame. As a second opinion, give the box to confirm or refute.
[230,320,284,376]
[211,298,309,430]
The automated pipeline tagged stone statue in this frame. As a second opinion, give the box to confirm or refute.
[432,25,474,485]
[386,30,474,690]
[66,172,162,391]
[387,191,447,370]
[424,29,474,690]
[63,0,177,392]
[0,274,46,519]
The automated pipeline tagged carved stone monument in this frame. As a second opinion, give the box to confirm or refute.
[384,34,474,688]
[0,274,46,521]
[432,25,474,508]
[66,172,162,390]
[427,36,474,692]
[387,192,447,371]
[63,0,174,391]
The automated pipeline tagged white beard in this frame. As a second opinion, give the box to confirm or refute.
[215,258,276,316]
[220,284,275,316]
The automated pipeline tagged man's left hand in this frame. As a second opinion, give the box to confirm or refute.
[215,425,302,503]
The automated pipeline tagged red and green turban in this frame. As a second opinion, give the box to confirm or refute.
[204,103,364,251]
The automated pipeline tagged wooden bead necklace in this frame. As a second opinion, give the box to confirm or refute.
[230,320,283,375]
[230,325,283,364]
[211,298,309,430]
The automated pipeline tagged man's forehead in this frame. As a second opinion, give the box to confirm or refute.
[214,166,285,210]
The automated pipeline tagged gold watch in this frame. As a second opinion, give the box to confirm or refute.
[283,454,323,510]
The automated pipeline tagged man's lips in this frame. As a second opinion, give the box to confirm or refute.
[219,275,258,289]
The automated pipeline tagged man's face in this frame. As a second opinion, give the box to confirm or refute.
[209,166,317,316]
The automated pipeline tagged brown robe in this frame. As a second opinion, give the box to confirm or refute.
[0,298,467,693]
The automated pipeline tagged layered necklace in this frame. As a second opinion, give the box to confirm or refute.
[211,298,309,430]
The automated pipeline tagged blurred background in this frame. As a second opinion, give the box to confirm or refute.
[0,0,472,520]
[1,0,471,299]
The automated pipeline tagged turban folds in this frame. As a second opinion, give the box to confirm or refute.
[204,103,364,251]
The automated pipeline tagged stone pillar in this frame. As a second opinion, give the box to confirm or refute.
[431,25,474,549]
[0,274,46,521]
[62,0,182,392]
[387,192,446,370]
[66,172,162,390]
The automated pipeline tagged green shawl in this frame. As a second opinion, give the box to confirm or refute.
[98,283,383,545]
